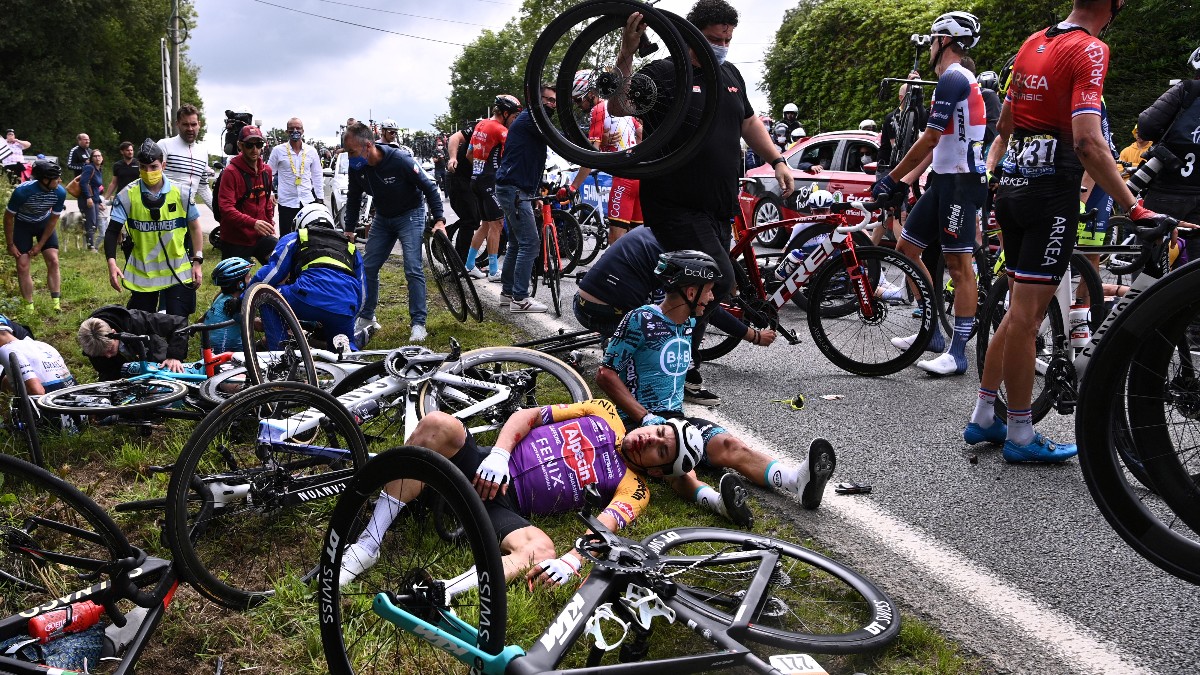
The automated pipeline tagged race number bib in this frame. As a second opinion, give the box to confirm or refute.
[1003,134,1059,178]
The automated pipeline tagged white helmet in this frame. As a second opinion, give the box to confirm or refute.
[663,418,704,477]
[930,11,981,50]
[1190,46,1200,73]
[790,127,805,140]
[807,189,835,214]
[859,119,878,131]
[774,122,789,140]
[782,102,799,115]
[380,119,399,131]
[295,202,336,230]
[572,70,594,98]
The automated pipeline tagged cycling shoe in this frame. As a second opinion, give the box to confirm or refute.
[1003,434,1078,464]
[963,417,1007,445]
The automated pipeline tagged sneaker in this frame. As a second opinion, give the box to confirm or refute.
[1002,433,1079,464]
[684,382,721,407]
[719,472,754,529]
[355,316,381,334]
[876,280,907,302]
[52,298,61,312]
[338,542,380,587]
[510,297,548,313]
[800,438,836,510]
[410,324,428,342]
[500,292,512,307]
[916,352,967,376]
[487,273,502,283]
[467,267,486,280]
[963,417,1007,445]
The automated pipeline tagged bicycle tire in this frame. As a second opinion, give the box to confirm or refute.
[642,527,900,653]
[807,246,935,376]
[330,360,387,397]
[197,363,347,407]
[545,223,563,317]
[8,352,44,468]
[552,209,584,277]
[36,378,189,415]
[0,452,136,617]
[571,203,606,266]
[425,229,469,322]
[695,262,776,362]
[319,446,507,674]
[893,98,920,166]
[241,283,318,388]
[418,347,591,442]
[783,223,873,314]
[164,381,368,610]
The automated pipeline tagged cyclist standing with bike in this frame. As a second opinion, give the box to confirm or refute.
[874,11,988,377]
[466,95,522,283]
[965,0,1180,462]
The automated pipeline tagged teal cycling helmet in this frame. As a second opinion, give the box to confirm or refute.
[212,257,253,290]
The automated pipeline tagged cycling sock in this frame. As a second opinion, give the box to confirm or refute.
[444,566,478,597]
[971,388,998,427]
[948,316,973,369]
[465,247,480,270]
[1007,408,1035,446]
[488,254,499,276]
[765,460,801,494]
[928,327,945,353]
[357,491,405,556]
[694,485,727,518]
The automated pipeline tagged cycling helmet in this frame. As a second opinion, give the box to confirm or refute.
[295,202,337,230]
[930,11,980,50]
[858,119,877,131]
[997,53,1017,97]
[212,257,253,290]
[1189,46,1200,74]
[978,70,999,92]
[807,189,835,214]
[663,418,704,477]
[136,138,164,164]
[31,160,62,181]
[494,95,522,114]
[774,122,789,140]
[782,102,799,115]
[572,70,595,98]
[380,119,399,131]
[654,250,721,290]
[790,127,805,140]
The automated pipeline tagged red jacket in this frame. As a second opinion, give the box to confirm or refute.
[217,153,275,246]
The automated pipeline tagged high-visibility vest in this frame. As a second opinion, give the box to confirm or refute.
[295,226,356,277]
[121,182,191,292]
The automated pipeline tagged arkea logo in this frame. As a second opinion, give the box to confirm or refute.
[560,421,597,486]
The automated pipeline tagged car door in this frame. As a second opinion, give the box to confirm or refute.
[825,139,880,202]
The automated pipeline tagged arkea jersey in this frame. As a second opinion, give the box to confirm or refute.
[470,118,508,177]
[1002,24,1109,177]
[602,305,694,428]
[589,100,639,152]
[926,62,987,175]
[0,339,75,392]
[508,399,649,529]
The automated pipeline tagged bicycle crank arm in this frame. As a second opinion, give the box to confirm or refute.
[777,325,801,345]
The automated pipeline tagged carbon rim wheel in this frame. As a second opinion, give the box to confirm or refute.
[198,363,347,407]
[241,283,317,388]
[552,208,584,276]
[425,230,469,322]
[36,378,189,415]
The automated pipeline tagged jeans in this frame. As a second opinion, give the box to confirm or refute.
[79,197,100,248]
[497,184,539,301]
[360,207,427,326]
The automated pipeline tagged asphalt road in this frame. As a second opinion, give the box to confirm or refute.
[463,237,1200,675]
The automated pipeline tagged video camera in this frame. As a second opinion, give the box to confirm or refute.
[222,108,255,156]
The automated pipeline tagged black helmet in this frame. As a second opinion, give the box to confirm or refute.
[494,95,522,114]
[978,70,999,92]
[31,160,61,181]
[136,138,164,164]
[997,53,1017,97]
[654,250,721,290]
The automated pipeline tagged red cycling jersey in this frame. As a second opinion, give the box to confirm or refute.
[1002,24,1109,176]
[470,118,508,177]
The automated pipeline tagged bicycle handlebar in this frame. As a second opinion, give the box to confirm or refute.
[834,200,887,233]
[109,332,151,347]
[174,319,238,337]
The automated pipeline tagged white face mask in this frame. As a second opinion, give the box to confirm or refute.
[709,43,729,66]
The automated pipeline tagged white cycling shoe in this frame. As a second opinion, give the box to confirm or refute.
[338,542,380,587]
[916,352,967,376]
[890,333,920,351]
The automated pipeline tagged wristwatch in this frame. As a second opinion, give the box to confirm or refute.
[770,156,787,168]
[191,255,204,264]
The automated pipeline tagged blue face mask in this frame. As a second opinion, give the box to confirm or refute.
[288,130,303,141]
[348,155,367,170]
[709,43,729,66]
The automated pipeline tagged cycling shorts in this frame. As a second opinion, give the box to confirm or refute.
[448,430,531,540]
[472,175,504,222]
[900,172,986,254]
[1076,188,1115,247]
[12,220,59,254]
[607,177,642,226]
[996,173,1081,285]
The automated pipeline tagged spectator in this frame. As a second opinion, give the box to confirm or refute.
[1118,125,1153,178]
[79,149,105,251]
[215,125,277,264]
[432,137,448,194]
[0,314,75,394]
[267,117,324,236]
[446,120,481,262]
[343,121,445,343]
[3,130,31,184]
[66,133,91,178]
[496,87,553,313]
[467,95,522,282]
[105,139,204,318]
[105,141,140,201]
[158,103,212,210]
[4,160,64,313]
[77,306,190,381]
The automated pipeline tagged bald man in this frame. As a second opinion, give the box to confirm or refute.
[267,117,325,235]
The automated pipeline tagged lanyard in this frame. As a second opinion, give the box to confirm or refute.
[287,145,307,186]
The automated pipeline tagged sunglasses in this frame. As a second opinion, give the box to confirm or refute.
[244,141,265,148]
[543,97,557,104]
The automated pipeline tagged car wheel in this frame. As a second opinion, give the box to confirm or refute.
[752,194,789,249]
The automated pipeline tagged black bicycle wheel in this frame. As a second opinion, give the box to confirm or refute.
[545,223,563,317]
[571,203,606,266]
[319,447,507,674]
[643,527,900,653]
[893,94,921,164]
[807,246,935,376]
[418,347,591,444]
[241,283,318,388]
[695,262,777,363]
[36,378,189,415]
[783,223,873,314]
[165,382,368,610]
[7,352,44,468]
[525,0,718,177]
[198,363,347,407]
[426,229,469,322]
[0,453,136,620]
[552,209,584,277]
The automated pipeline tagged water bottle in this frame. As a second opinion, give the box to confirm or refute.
[1069,305,1092,348]
[352,398,382,423]
[775,249,806,281]
[28,600,104,643]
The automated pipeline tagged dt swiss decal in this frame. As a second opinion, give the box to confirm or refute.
[559,421,597,486]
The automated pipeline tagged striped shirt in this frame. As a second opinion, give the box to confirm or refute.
[158,135,213,207]
[5,180,66,225]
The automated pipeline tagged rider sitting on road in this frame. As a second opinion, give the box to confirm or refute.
[596,250,836,528]
[250,203,366,349]
[0,314,75,394]
[201,257,254,354]
[77,306,191,381]
[338,398,706,590]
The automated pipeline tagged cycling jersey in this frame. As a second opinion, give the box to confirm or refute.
[5,180,65,225]
[926,62,987,175]
[0,339,75,392]
[1078,101,1118,246]
[1002,24,1109,178]
[508,399,649,529]
[603,306,694,429]
[470,118,508,178]
[589,100,639,152]
[201,293,243,353]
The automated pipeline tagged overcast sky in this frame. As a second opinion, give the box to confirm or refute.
[188,0,790,155]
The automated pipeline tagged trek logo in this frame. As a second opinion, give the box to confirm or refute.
[539,593,586,651]
[560,421,598,485]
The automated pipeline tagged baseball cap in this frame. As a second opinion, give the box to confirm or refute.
[239,125,266,142]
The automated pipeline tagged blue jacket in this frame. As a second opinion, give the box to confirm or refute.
[252,229,366,316]
[496,109,547,193]
[345,144,443,230]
